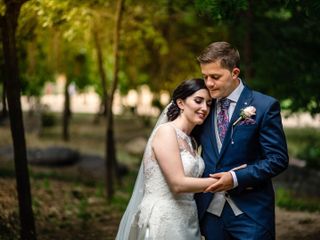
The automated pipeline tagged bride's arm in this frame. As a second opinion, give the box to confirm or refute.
[152,125,217,194]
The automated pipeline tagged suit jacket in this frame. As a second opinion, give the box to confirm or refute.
[194,85,289,237]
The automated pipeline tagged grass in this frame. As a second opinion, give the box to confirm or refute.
[284,127,320,159]
[276,188,320,212]
[1,113,320,239]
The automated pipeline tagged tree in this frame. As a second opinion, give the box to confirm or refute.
[105,0,125,200]
[0,70,8,118]
[194,0,320,115]
[120,0,223,96]
[0,0,37,239]
[92,21,109,117]
[19,0,95,140]
[250,0,320,115]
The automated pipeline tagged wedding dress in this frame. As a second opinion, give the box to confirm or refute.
[116,105,204,240]
[137,123,204,239]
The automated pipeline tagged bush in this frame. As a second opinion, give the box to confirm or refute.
[297,144,320,169]
[285,127,320,170]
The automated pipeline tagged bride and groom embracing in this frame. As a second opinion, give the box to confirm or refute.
[116,41,289,240]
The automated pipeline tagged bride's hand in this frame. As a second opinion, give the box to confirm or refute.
[204,172,233,192]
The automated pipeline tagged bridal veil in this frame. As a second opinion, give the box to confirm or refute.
[115,104,170,240]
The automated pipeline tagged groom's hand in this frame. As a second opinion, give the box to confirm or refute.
[204,172,233,192]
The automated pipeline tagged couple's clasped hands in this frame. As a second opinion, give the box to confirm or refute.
[204,164,247,193]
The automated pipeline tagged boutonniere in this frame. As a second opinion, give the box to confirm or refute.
[233,106,256,126]
[231,106,256,144]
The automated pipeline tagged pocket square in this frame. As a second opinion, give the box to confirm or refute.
[238,118,256,126]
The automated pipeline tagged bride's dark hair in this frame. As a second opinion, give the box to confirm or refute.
[167,78,208,121]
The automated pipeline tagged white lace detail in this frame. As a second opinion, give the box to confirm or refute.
[137,123,204,239]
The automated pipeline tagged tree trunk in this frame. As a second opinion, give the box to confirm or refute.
[0,0,37,239]
[92,25,108,118]
[105,0,125,201]
[1,79,8,118]
[63,77,71,141]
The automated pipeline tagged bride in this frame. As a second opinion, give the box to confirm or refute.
[116,78,217,240]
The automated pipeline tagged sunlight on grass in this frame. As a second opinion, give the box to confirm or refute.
[276,188,320,212]
[284,127,320,157]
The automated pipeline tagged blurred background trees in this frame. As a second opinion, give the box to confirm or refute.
[2,0,317,118]
[1,0,320,238]
[1,0,319,196]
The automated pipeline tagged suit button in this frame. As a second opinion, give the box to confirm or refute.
[216,164,221,169]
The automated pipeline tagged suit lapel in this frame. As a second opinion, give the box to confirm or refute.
[218,86,253,159]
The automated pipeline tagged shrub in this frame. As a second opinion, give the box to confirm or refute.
[297,144,320,169]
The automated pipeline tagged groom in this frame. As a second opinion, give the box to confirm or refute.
[194,42,288,239]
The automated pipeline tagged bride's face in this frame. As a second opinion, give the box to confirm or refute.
[180,89,212,125]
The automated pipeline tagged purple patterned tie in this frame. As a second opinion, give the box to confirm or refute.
[217,98,231,143]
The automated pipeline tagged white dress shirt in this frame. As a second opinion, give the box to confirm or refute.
[207,79,244,217]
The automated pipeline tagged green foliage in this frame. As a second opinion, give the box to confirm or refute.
[121,0,226,93]
[297,144,320,170]
[276,188,320,212]
[77,198,91,222]
[94,182,105,198]
[16,0,95,98]
[5,0,320,115]
[195,0,248,21]
[285,127,320,169]
[250,1,320,115]
[0,2,5,16]
[42,177,51,192]
[194,0,320,115]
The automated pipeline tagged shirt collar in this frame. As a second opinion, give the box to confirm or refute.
[226,78,244,103]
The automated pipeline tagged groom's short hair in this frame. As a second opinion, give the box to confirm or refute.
[197,41,240,71]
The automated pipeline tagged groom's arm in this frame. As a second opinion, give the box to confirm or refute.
[233,100,289,191]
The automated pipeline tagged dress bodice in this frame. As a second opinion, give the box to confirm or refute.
[143,123,204,201]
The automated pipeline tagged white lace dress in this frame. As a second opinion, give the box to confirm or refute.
[137,123,205,240]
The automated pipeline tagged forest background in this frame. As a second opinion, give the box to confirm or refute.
[0,0,320,239]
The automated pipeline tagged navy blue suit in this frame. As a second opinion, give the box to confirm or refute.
[194,86,289,239]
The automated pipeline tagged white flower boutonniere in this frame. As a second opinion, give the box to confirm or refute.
[231,106,256,144]
[233,106,256,126]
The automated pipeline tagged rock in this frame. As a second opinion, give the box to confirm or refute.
[124,137,147,155]
[0,146,13,161]
[28,147,80,166]
[77,154,129,181]
[274,164,320,197]
[0,146,80,166]
[77,154,105,180]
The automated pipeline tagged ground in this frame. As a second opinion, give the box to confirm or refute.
[0,113,320,239]
[1,175,320,240]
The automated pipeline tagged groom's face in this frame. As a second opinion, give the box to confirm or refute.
[200,61,240,99]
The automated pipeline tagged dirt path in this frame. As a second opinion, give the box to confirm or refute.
[276,207,320,239]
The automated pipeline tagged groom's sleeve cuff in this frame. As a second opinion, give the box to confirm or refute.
[230,170,238,188]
